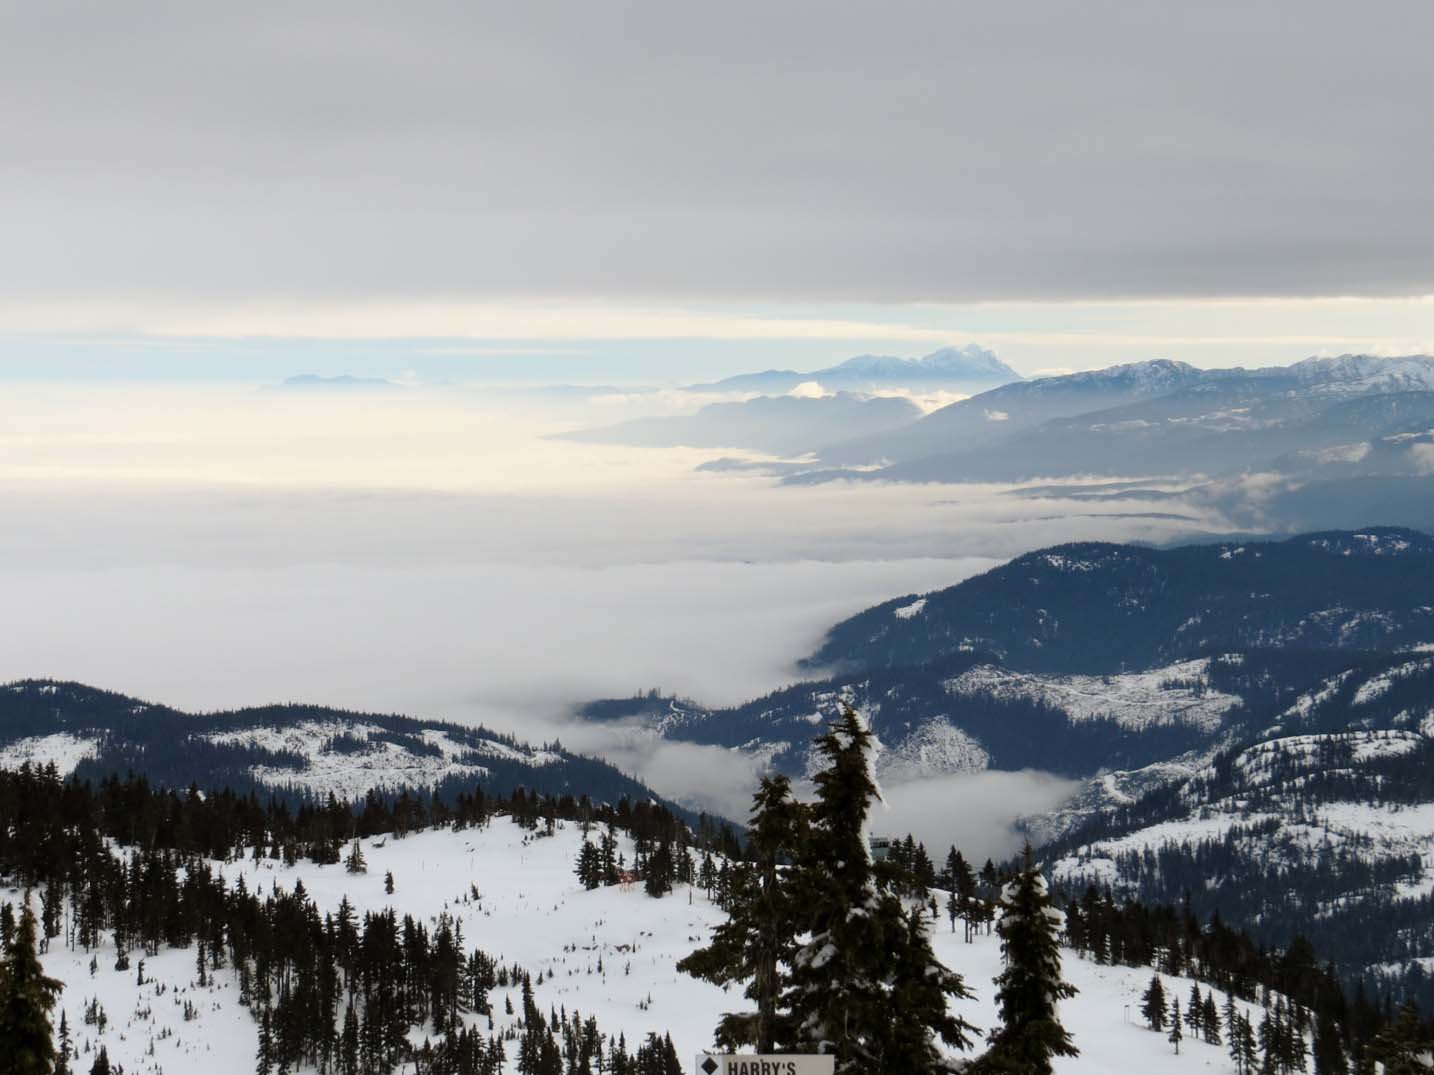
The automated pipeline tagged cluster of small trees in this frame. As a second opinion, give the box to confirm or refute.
[1063,881,1434,1071]
[1129,924,1434,1073]
[679,707,1078,1075]
[1143,972,1334,1071]
[943,849,1000,942]
[573,826,691,899]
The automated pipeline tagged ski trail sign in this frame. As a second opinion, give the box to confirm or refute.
[696,1057,834,1075]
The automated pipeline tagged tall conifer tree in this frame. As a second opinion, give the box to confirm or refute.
[980,845,1078,1074]
[0,900,64,1075]
[786,706,975,1073]
[678,774,806,1052]
[1141,974,1167,1031]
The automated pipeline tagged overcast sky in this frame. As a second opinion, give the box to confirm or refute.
[3,2,1433,375]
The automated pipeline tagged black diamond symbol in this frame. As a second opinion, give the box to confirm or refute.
[701,1059,719,1075]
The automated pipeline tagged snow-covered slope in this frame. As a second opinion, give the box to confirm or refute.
[946,658,1241,733]
[13,817,1269,1075]
[1045,720,1434,978]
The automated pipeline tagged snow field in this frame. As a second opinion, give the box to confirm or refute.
[946,659,1240,733]
[18,817,1274,1074]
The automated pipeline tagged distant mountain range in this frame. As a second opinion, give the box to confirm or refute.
[788,354,1434,483]
[577,527,1434,991]
[584,527,1434,778]
[551,392,922,455]
[685,344,1022,395]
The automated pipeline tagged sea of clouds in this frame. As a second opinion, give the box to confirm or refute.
[0,383,1206,857]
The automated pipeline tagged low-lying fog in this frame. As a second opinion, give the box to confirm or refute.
[0,383,1225,860]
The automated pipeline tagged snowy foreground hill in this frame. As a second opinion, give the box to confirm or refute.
[10,816,1265,1075]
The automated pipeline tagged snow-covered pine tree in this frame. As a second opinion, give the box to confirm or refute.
[885,901,977,1071]
[979,844,1078,1074]
[575,840,601,890]
[785,706,896,1070]
[344,838,367,875]
[786,706,975,1073]
[1141,974,1167,1031]
[677,774,806,1053]
[0,899,65,1075]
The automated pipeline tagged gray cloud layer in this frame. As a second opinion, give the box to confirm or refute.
[4,1,1432,304]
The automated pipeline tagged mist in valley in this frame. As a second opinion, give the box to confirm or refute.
[0,381,1224,856]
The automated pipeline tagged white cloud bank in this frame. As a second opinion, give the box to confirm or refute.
[0,384,1215,831]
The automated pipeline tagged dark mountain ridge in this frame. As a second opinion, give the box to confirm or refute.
[0,679,673,811]
[806,527,1434,674]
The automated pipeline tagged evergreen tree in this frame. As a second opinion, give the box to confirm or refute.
[1258,1009,1278,1075]
[981,845,1078,1075]
[257,1008,275,1075]
[1186,982,1205,1041]
[884,903,977,1072]
[1311,1008,1347,1075]
[1235,1013,1259,1075]
[0,900,65,1075]
[55,1010,71,1075]
[599,828,619,887]
[951,852,979,943]
[1168,997,1183,1055]
[678,775,806,1053]
[1204,990,1222,1047]
[88,1048,110,1075]
[575,841,601,891]
[643,843,674,899]
[340,1004,359,1075]
[1368,1000,1428,1075]
[1141,974,1167,1031]
[786,707,974,1072]
[1284,1004,1309,1075]
[344,839,367,875]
